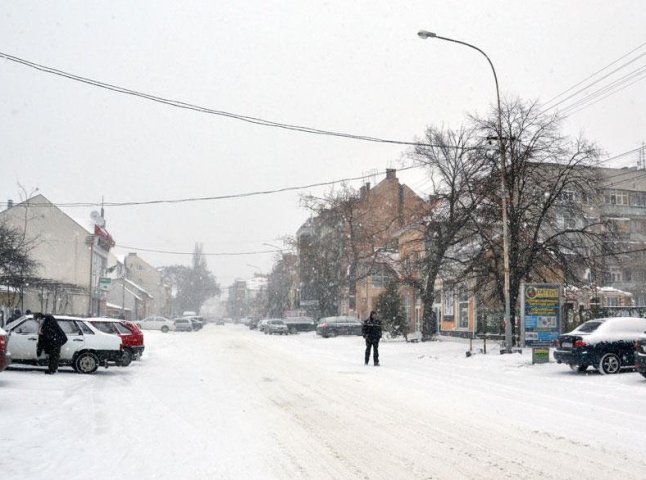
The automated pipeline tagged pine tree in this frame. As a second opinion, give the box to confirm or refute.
[376,281,409,340]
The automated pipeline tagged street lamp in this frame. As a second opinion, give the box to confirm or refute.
[418,30,513,352]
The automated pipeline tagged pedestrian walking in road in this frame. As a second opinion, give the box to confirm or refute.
[363,311,382,366]
[37,314,68,374]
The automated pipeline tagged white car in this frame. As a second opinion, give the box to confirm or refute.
[136,316,176,333]
[5,315,124,374]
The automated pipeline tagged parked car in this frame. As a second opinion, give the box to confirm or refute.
[0,327,10,372]
[316,316,363,338]
[283,316,316,334]
[554,317,646,374]
[136,316,175,333]
[265,319,289,335]
[173,318,193,332]
[5,315,124,374]
[257,319,271,333]
[247,318,259,330]
[185,316,204,331]
[89,319,145,366]
[635,334,646,379]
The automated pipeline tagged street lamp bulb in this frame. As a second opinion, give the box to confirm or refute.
[417,30,437,40]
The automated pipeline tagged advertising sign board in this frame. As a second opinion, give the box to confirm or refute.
[521,283,561,346]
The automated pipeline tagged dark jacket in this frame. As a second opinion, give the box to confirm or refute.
[362,315,382,342]
[37,316,68,356]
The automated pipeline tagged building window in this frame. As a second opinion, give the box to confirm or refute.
[604,189,629,206]
[371,264,393,288]
[458,290,469,329]
[631,192,646,207]
[443,287,454,319]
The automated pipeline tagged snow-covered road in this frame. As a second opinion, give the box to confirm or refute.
[2,324,645,480]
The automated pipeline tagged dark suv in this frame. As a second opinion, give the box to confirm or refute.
[554,317,646,374]
[316,316,363,338]
[283,316,316,334]
[635,335,646,379]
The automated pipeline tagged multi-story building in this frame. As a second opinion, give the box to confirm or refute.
[297,168,427,321]
[0,194,114,316]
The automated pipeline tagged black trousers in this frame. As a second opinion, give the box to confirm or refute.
[47,347,61,373]
[365,339,379,365]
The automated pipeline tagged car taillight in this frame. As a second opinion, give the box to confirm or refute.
[0,335,5,351]
[574,340,588,348]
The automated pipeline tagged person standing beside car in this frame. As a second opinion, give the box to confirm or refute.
[37,314,68,374]
[362,311,382,366]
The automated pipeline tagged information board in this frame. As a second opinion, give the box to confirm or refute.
[521,283,561,346]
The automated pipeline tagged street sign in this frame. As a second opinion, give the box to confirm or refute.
[99,277,112,291]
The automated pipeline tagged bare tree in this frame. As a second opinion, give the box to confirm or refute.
[160,243,220,316]
[0,221,38,307]
[301,182,408,317]
[402,126,493,337]
[469,98,608,340]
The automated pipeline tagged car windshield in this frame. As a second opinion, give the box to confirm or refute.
[574,321,604,333]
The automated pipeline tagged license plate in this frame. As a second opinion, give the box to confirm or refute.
[561,342,572,348]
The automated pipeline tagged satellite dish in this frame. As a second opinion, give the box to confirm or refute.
[90,210,106,227]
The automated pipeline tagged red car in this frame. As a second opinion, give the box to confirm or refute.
[0,327,10,372]
[89,319,145,366]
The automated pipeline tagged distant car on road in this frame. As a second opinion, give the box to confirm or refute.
[265,319,289,335]
[136,316,175,333]
[283,316,316,334]
[257,319,271,333]
[247,318,259,330]
[173,318,193,332]
[185,316,204,331]
[316,316,363,338]
[554,317,646,374]
[0,327,10,372]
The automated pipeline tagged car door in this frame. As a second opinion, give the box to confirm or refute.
[7,318,41,360]
[58,319,85,360]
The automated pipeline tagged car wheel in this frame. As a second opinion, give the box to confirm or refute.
[118,349,133,367]
[328,330,337,338]
[569,364,588,373]
[161,326,169,333]
[289,327,297,334]
[640,372,646,379]
[599,353,621,374]
[75,352,99,374]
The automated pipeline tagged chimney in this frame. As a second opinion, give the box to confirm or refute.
[7,199,13,209]
[360,182,371,199]
[386,168,396,180]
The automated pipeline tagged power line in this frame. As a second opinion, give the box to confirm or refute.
[542,40,646,109]
[0,165,424,209]
[0,50,455,149]
[559,65,646,117]
[115,244,282,256]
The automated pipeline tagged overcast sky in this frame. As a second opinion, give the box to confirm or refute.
[1,1,645,288]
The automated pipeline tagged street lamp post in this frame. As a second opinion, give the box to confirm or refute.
[418,30,513,352]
